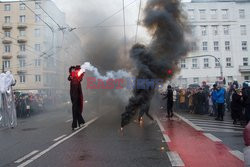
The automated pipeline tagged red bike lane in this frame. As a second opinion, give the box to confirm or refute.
[156,114,244,167]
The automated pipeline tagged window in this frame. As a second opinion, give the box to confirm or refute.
[210,9,217,19]
[199,9,206,19]
[20,75,26,83]
[4,4,11,11]
[188,9,195,20]
[35,59,41,67]
[227,76,233,82]
[3,60,10,68]
[242,41,247,51]
[19,59,26,68]
[180,59,186,68]
[4,16,10,23]
[35,44,41,51]
[214,41,219,51]
[239,9,245,19]
[202,41,208,51]
[35,14,41,22]
[243,58,248,66]
[20,15,26,23]
[35,2,41,9]
[245,76,249,80]
[4,44,11,53]
[19,29,26,36]
[226,57,232,67]
[193,77,199,84]
[35,28,41,37]
[212,25,218,35]
[201,26,207,36]
[240,25,247,35]
[20,44,25,52]
[35,75,41,82]
[222,9,229,19]
[225,41,230,51]
[223,25,230,35]
[204,58,209,68]
[215,58,220,67]
[4,31,11,37]
[19,3,25,10]
[192,59,198,68]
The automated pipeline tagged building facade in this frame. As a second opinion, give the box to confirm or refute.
[0,0,77,95]
[173,0,250,88]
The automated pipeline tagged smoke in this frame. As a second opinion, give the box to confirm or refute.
[121,0,190,127]
[81,62,131,80]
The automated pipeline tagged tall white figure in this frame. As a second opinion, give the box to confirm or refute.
[0,71,17,128]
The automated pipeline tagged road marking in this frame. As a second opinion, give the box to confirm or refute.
[53,134,66,142]
[17,117,99,167]
[174,113,203,131]
[166,151,185,167]
[202,127,243,133]
[195,124,244,130]
[229,150,244,161]
[65,119,72,123]
[203,133,222,142]
[14,150,39,164]
[163,134,171,142]
[186,118,232,124]
[154,116,165,132]
[190,120,240,126]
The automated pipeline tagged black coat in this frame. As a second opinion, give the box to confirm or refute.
[231,92,242,120]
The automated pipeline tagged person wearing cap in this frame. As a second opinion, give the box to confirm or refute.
[68,65,85,130]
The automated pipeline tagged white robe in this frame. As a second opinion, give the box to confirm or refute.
[0,72,17,128]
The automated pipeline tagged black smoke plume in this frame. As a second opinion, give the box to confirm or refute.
[121,0,189,127]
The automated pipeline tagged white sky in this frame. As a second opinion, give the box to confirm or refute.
[1,0,190,42]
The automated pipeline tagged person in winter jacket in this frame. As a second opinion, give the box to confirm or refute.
[163,85,174,118]
[231,89,242,124]
[215,85,226,121]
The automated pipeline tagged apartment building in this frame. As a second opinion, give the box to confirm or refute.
[0,0,73,95]
[173,0,250,88]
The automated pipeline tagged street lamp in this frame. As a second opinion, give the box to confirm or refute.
[185,54,223,79]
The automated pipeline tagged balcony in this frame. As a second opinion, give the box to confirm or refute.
[17,36,27,43]
[239,65,250,73]
[2,52,12,59]
[2,37,12,44]
[17,51,27,58]
[17,22,27,29]
[2,23,12,29]
[17,68,27,74]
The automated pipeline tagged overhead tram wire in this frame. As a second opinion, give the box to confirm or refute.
[135,0,142,43]
[21,2,55,58]
[37,4,62,29]
[76,0,137,34]
[122,0,127,56]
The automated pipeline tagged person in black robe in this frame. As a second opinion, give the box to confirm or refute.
[163,85,174,118]
[231,89,242,124]
[68,66,85,130]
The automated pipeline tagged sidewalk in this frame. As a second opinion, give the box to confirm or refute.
[156,111,244,167]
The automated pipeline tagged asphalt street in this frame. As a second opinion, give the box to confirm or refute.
[0,103,172,167]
